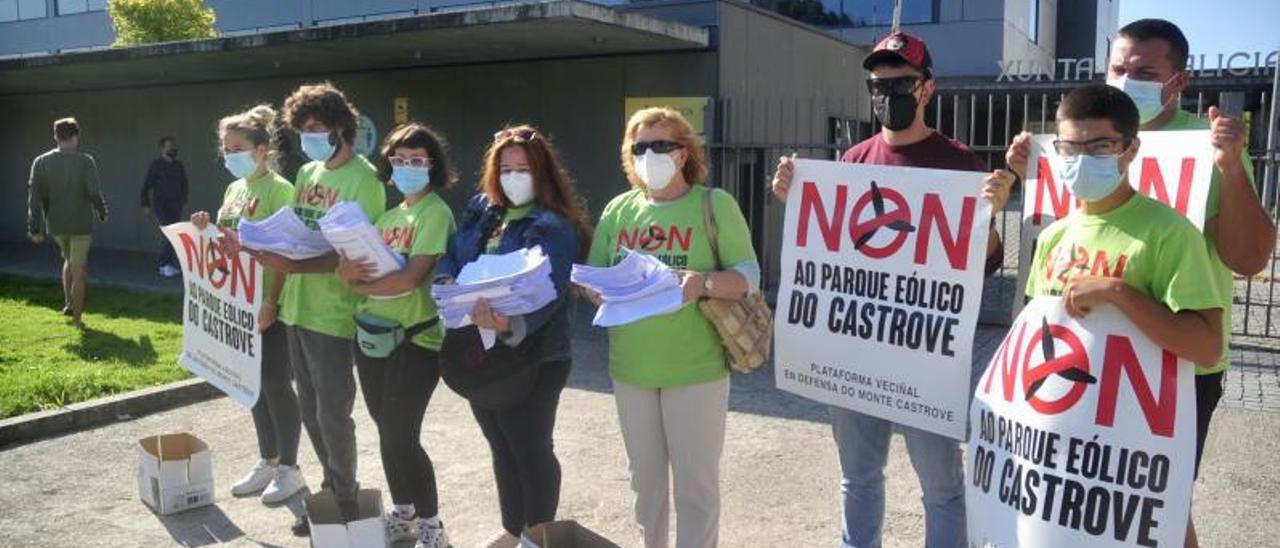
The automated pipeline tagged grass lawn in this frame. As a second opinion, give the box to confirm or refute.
[0,275,189,419]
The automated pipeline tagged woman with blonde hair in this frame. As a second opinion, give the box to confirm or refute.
[435,125,591,548]
[584,108,760,548]
[190,104,308,523]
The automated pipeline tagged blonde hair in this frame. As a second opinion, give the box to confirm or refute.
[218,104,279,168]
[620,107,708,190]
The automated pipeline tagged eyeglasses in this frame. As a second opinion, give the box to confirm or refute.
[494,128,538,142]
[389,156,431,168]
[1051,137,1130,158]
[866,76,922,96]
[630,140,683,156]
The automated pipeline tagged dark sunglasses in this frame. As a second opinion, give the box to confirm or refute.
[494,128,538,142]
[866,76,922,96]
[630,140,683,156]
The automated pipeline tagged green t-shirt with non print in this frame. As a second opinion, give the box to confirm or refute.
[1153,109,1255,373]
[1026,193,1224,363]
[356,193,455,350]
[216,170,295,301]
[486,204,533,253]
[587,186,757,388]
[278,157,387,339]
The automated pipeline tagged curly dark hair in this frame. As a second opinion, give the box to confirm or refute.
[282,82,359,144]
[375,122,458,190]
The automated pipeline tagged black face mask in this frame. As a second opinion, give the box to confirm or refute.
[872,92,918,132]
[165,148,179,159]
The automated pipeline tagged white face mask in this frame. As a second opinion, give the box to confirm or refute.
[500,171,536,206]
[634,150,678,191]
[1107,75,1169,124]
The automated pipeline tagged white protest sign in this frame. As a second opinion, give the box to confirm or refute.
[162,222,263,408]
[773,159,992,440]
[966,297,1194,548]
[1014,130,1214,318]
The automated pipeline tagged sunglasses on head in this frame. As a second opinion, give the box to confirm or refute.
[866,76,923,96]
[494,128,538,142]
[630,140,683,156]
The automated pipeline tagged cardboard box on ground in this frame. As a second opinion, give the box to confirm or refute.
[136,433,215,515]
[520,521,621,548]
[307,488,388,548]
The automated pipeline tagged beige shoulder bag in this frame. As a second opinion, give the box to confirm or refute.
[699,186,774,373]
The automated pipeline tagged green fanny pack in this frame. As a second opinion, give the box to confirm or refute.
[354,313,440,358]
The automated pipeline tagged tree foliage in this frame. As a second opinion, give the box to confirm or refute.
[108,0,218,47]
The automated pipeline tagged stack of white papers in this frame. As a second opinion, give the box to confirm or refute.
[431,246,559,348]
[571,250,683,327]
[318,202,406,280]
[237,207,333,260]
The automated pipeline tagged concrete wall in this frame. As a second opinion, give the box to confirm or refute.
[1002,0,1057,73]
[0,51,717,252]
[716,0,868,144]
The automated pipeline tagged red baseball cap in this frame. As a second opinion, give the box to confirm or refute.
[863,31,933,76]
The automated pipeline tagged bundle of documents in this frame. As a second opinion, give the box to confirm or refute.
[237,207,332,260]
[431,246,559,348]
[570,250,683,327]
[317,202,406,279]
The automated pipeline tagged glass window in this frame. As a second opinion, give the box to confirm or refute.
[1,0,49,21]
[58,0,86,15]
[58,0,104,15]
[0,1,17,23]
[759,0,937,29]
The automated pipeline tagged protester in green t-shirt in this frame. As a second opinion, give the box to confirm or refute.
[333,123,456,548]
[1009,21,1276,547]
[248,83,385,531]
[26,117,108,329]
[584,108,759,548]
[1023,86,1224,534]
[189,105,308,520]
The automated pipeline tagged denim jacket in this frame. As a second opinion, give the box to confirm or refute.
[435,194,580,362]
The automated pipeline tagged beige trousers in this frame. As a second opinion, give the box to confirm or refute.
[613,376,731,548]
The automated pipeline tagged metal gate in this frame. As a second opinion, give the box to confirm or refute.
[706,72,1280,337]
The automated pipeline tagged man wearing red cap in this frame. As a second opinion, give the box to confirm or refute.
[772,32,1013,548]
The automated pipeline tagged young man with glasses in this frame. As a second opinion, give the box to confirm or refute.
[1020,86,1223,529]
[771,32,1013,548]
[1006,20,1275,547]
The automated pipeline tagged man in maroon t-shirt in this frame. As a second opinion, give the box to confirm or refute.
[771,32,1013,548]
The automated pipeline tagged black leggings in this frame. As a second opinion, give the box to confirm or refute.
[470,359,572,536]
[251,323,301,466]
[355,342,443,515]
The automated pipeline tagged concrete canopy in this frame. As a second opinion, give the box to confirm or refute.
[0,0,710,95]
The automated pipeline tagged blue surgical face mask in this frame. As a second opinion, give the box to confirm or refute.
[223,150,258,180]
[391,166,431,195]
[300,132,336,162]
[1054,153,1124,202]
[1107,75,1169,125]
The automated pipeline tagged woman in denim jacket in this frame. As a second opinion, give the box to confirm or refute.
[435,125,592,548]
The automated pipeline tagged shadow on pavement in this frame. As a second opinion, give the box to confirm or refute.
[154,503,247,547]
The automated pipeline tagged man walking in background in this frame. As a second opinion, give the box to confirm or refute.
[27,117,109,329]
[140,135,189,278]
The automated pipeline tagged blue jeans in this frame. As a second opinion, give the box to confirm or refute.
[831,406,965,548]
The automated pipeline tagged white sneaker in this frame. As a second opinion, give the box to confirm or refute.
[230,459,275,497]
[416,517,452,548]
[161,265,180,278]
[260,464,307,505]
[476,530,518,548]
[386,509,419,543]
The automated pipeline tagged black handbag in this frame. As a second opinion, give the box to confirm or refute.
[439,324,542,409]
